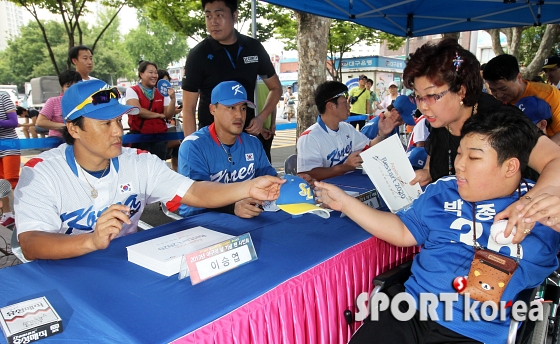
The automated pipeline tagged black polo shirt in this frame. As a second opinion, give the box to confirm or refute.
[182,30,276,129]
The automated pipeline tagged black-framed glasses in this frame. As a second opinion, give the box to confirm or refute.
[65,87,122,120]
[325,91,349,103]
[409,89,450,105]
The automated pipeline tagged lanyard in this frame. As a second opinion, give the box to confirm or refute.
[224,45,243,69]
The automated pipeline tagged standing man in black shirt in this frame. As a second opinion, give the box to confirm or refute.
[182,0,282,159]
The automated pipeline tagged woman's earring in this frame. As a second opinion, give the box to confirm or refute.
[460,100,464,106]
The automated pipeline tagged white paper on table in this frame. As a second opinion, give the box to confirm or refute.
[127,226,233,276]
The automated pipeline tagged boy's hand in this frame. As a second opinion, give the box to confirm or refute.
[314,181,349,212]
[248,176,285,201]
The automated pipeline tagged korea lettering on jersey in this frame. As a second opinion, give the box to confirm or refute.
[210,163,255,183]
[326,142,353,167]
[15,144,193,239]
[60,193,142,235]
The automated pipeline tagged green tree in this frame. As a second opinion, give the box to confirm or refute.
[487,25,560,79]
[326,21,405,82]
[143,0,283,43]
[123,12,189,70]
[518,26,560,67]
[0,10,136,86]
[10,0,135,74]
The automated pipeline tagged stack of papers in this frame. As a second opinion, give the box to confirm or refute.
[127,226,233,276]
[360,135,422,213]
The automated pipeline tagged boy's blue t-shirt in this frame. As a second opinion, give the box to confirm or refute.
[398,176,560,343]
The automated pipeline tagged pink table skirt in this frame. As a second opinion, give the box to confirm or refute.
[173,237,419,344]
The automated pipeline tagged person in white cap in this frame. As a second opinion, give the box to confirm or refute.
[377,81,399,111]
[178,81,277,219]
[14,80,284,261]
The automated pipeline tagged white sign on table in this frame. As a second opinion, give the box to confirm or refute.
[179,233,258,285]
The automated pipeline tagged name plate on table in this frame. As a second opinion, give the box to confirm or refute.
[356,189,381,209]
[179,233,258,285]
[341,190,380,218]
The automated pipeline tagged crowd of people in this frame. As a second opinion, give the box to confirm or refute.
[4,0,560,342]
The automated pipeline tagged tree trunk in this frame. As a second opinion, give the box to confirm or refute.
[508,27,524,58]
[295,12,331,138]
[487,29,505,56]
[524,24,560,79]
[442,32,460,41]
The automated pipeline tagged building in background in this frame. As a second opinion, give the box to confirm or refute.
[0,1,25,51]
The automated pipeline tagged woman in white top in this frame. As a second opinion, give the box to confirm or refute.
[377,82,400,110]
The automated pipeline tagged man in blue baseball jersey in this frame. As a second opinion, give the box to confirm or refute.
[361,95,417,140]
[315,106,560,343]
[178,81,277,218]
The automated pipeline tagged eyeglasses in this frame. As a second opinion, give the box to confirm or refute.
[65,87,121,120]
[409,89,449,105]
[325,91,349,103]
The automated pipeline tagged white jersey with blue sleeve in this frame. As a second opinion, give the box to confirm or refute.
[397,176,560,343]
[296,116,370,173]
[15,144,194,239]
[178,123,276,217]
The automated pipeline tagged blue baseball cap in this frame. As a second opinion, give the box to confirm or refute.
[62,80,139,122]
[407,147,428,170]
[276,175,330,218]
[392,95,417,126]
[211,81,256,109]
[515,96,552,124]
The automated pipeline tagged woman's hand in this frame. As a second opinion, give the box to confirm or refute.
[409,169,432,187]
[517,193,560,231]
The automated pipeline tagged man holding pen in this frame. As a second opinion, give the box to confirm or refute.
[14,80,284,261]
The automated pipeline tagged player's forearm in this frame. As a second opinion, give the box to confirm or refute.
[182,181,250,208]
[340,197,417,247]
[18,231,97,260]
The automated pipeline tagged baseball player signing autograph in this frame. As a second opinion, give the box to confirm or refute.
[14,80,284,261]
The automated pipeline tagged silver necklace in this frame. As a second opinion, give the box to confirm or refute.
[216,134,234,164]
[79,162,109,199]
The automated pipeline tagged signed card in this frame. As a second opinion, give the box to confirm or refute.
[360,135,422,212]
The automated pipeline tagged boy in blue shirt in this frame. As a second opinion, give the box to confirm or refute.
[316,106,560,343]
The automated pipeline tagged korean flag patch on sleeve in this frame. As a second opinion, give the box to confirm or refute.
[245,153,254,161]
